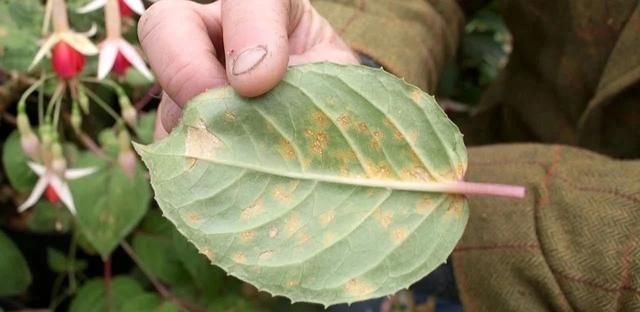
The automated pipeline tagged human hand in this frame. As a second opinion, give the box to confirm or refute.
[138,0,359,139]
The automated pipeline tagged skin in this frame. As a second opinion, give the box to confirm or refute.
[138,0,359,139]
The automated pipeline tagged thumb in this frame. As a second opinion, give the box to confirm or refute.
[221,0,299,97]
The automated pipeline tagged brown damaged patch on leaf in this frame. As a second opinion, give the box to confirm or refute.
[199,247,214,259]
[323,232,336,245]
[240,198,264,220]
[271,183,295,203]
[403,165,437,182]
[223,111,237,122]
[364,161,393,179]
[445,196,465,219]
[345,278,374,298]
[304,129,329,156]
[232,252,246,264]
[268,227,279,238]
[240,230,256,241]
[278,139,297,160]
[185,119,223,160]
[373,208,393,229]
[410,89,423,103]
[284,213,301,235]
[391,227,409,244]
[337,114,352,129]
[356,122,369,134]
[287,280,299,288]
[297,232,311,246]
[319,210,336,226]
[311,111,329,128]
[383,117,404,141]
[185,157,197,169]
[416,196,435,215]
[185,212,202,226]
[258,250,274,261]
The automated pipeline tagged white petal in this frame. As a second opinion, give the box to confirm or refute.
[98,41,119,79]
[77,0,108,14]
[50,175,76,215]
[118,40,154,80]
[61,32,99,55]
[27,162,47,176]
[79,23,98,37]
[123,0,145,15]
[65,167,98,179]
[18,176,48,213]
[29,35,60,70]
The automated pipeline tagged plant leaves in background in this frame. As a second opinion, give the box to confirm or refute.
[47,247,88,273]
[120,293,179,312]
[27,201,72,233]
[70,152,151,258]
[0,0,42,71]
[2,131,38,193]
[136,63,469,305]
[69,276,145,312]
[0,229,32,296]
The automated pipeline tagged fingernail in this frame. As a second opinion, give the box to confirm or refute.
[232,45,267,75]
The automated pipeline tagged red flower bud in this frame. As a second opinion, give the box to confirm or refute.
[112,51,131,76]
[118,150,137,179]
[46,184,60,203]
[118,0,133,18]
[52,41,85,79]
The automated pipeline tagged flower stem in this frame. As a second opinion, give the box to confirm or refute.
[105,0,122,39]
[51,0,69,33]
[425,181,526,198]
[82,86,124,123]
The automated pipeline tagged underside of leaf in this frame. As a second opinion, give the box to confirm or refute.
[136,63,470,306]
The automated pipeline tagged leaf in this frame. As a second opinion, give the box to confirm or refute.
[69,276,145,312]
[0,229,31,296]
[120,293,179,312]
[135,110,157,145]
[47,247,88,273]
[27,201,72,233]
[0,0,42,71]
[70,152,151,258]
[136,63,469,305]
[172,228,225,297]
[2,131,38,193]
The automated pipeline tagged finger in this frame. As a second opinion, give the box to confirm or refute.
[221,0,304,97]
[138,1,226,106]
[157,93,182,138]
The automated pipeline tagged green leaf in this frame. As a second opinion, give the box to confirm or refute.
[69,276,145,312]
[47,247,88,273]
[27,201,72,233]
[2,131,38,193]
[70,152,151,258]
[0,0,42,71]
[135,110,157,145]
[136,63,469,305]
[0,229,31,296]
[207,294,262,312]
[172,229,225,297]
[120,293,179,312]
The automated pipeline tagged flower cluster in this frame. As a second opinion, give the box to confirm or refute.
[18,0,151,215]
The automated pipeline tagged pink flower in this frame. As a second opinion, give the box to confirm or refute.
[98,38,152,80]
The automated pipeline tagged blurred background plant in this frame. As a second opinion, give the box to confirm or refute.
[0,1,509,311]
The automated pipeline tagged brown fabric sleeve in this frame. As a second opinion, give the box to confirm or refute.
[311,0,465,92]
[455,144,640,311]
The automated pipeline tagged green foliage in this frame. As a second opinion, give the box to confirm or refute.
[2,131,38,193]
[70,151,151,258]
[137,63,469,305]
[0,229,32,296]
[27,201,73,233]
[47,247,88,273]
[69,276,145,312]
[0,0,42,71]
[136,110,158,145]
[120,293,179,312]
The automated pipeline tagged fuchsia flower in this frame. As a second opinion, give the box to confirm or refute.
[30,0,98,79]
[19,161,97,215]
[97,0,152,80]
[77,0,145,16]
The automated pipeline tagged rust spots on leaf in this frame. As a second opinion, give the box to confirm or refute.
[364,161,393,179]
[287,280,299,288]
[383,117,404,141]
[373,208,393,228]
[258,250,274,261]
[297,232,310,246]
[356,122,369,134]
[240,230,256,241]
[268,227,279,239]
[345,278,374,298]
[232,252,246,264]
[369,129,384,151]
[319,210,336,226]
[410,89,423,103]
[185,157,197,169]
[391,227,409,244]
[185,212,202,226]
[185,119,223,160]
[337,114,352,129]
[278,139,297,160]
[323,232,336,246]
[100,211,114,225]
[284,213,301,235]
[416,196,435,215]
[272,184,294,203]
[305,129,329,156]
[445,196,465,219]
[406,130,418,145]
[311,111,329,128]
[199,248,214,259]
[403,165,436,182]
[240,198,264,220]
[223,111,237,122]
